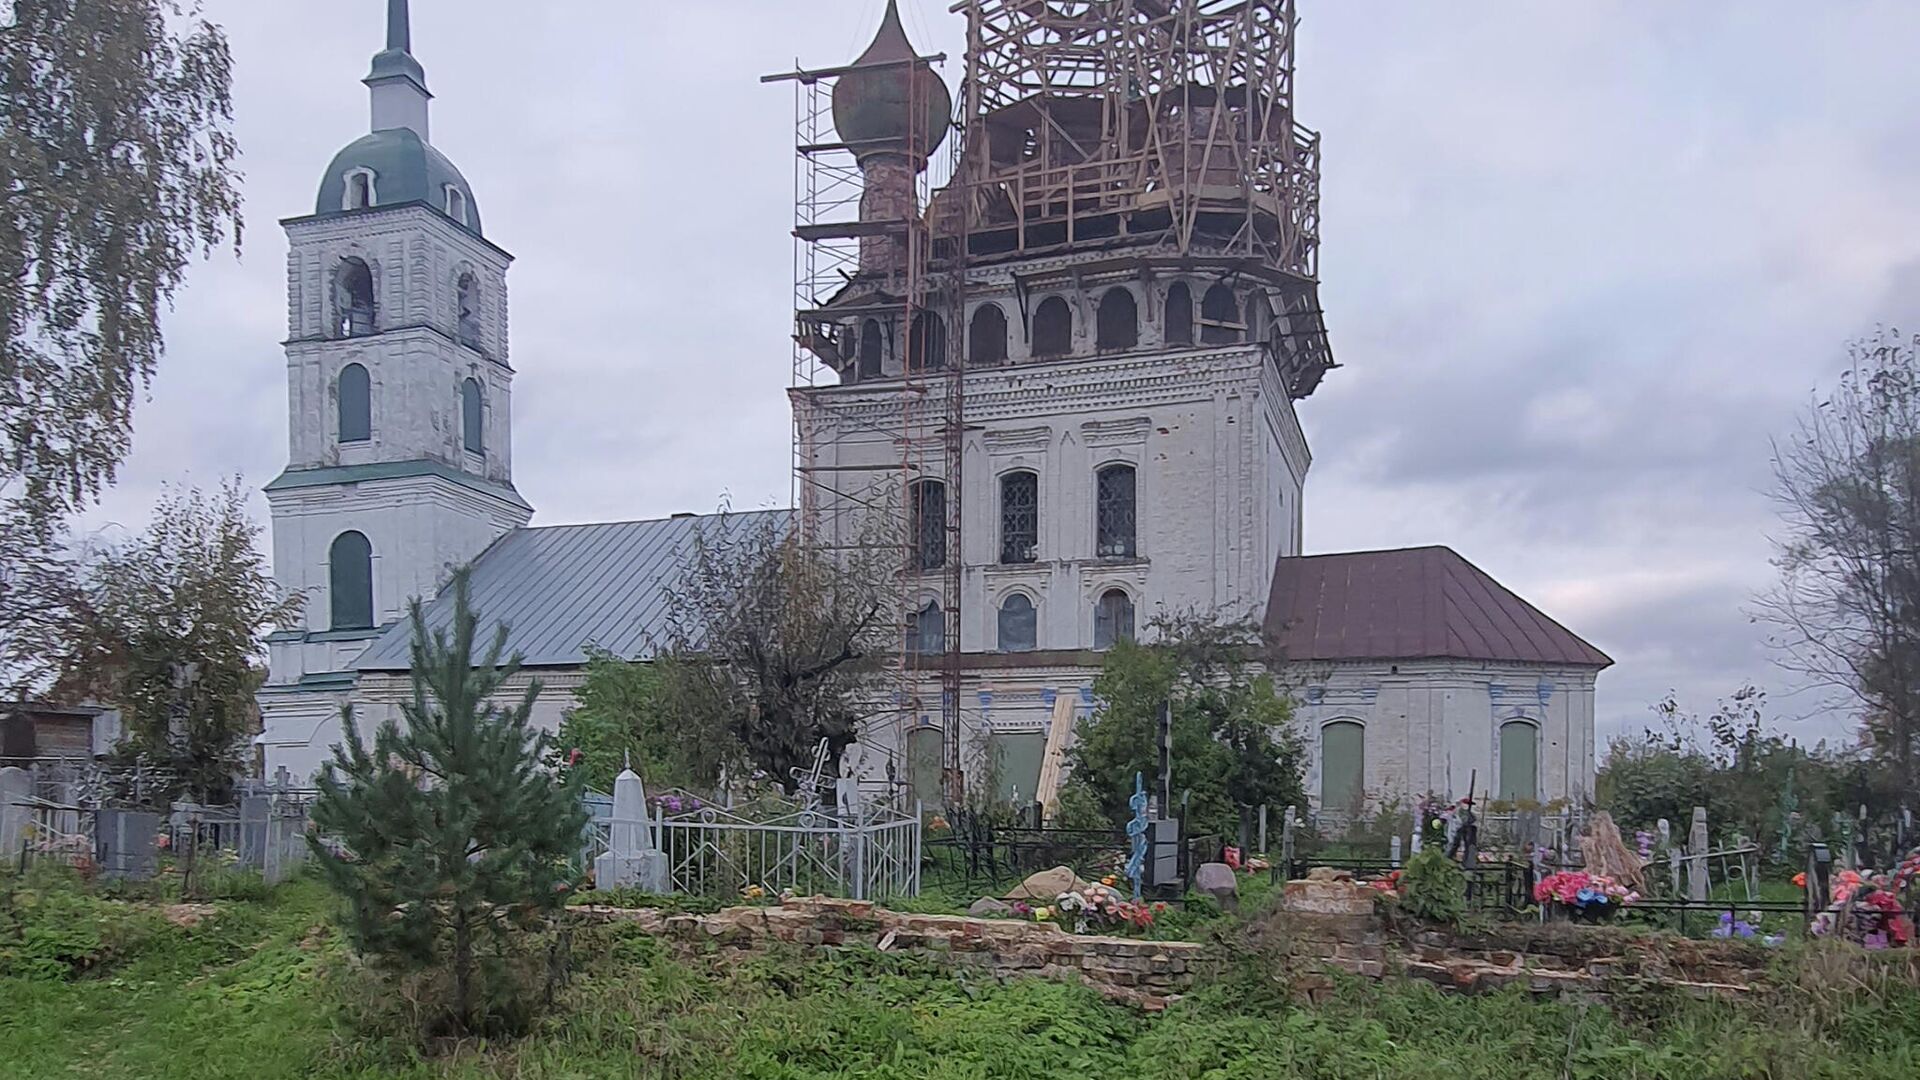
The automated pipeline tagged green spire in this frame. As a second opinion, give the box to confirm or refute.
[388,0,412,54]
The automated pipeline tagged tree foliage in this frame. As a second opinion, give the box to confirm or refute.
[548,648,736,793]
[0,0,243,525]
[1062,615,1305,839]
[310,570,588,1037]
[1597,684,1898,860]
[1397,847,1466,925]
[1759,329,1920,805]
[49,480,292,801]
[658,511,890,794]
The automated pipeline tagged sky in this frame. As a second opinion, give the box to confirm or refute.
[75,1,1920,747]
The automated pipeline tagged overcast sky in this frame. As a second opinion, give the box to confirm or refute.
[74,1,1920,746]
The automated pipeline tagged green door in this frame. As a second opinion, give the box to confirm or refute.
[907,728,944,811]
[991,732,1047,809]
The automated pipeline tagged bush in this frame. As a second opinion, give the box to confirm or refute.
[1397,848,1465,926]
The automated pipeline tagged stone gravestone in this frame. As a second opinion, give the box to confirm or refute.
[238,795,272,870]
[1687,806,1710,902]
[594,766,667,894]
[1194,862,1239,913]
[0,767,29,866]
[97,809,161,880]
[263,799,310,885]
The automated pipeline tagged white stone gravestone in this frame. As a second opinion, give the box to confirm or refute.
[594,766,667,893]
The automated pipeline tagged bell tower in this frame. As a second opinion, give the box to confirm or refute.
[260,0,529,746]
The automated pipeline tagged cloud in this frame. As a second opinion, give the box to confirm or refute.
[77,0,1920,750]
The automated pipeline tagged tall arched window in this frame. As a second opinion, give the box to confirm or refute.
[1246,292,1275,346]
[1498,721,1540,803]
[999,470,1038,564]
[329,531,374,631]
[1200,283,1242,344]
[1164,282,1194,346]
[908,600,945,654]
[969,303,1008,366]
[909,479,946,570]
[997,593,1037,652]
[1093,589,1135,650]
[445,185,468,225]
[1031,295,1072,358]
[461,378,484,454]
[1095,463,1137,558]
[337,363,371,444]
[907,726,944,809]
[909,311,947,372]
[1096,288,1139,351]
[1320,721,1366,816]
[858,319,883,381]
[335,257,376,338]
[456,272,481,349]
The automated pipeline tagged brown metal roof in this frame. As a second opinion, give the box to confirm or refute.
[1263,547,1612,668]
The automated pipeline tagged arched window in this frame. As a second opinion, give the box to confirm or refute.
[909,311,947,372]
[344,169,375,210]
[334,257,376,338]
[445,185,467,225]
[456,273,481,349]
[969,303,1008,366]
[1246,291,1275,346]
[1096,288,1139,351]
[1093,589,1135,650]
[1164,282,1194,346]
[1498,721,1540,803]
[337,363,371,444]
[906,726,944,809]
[858,319,884,381]
[1095,463,1137,558]
[329,531,374,631]
[1320,721,1366,816]
[909,479,946,570]
[908,600,945,654]
[999,470,1038,564]
[1200,283,1242,344]
[461,378,484,455]
[997,594,1038,652]
[1031,295,1072,358]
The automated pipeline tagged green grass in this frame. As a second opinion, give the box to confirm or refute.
[3,869,1918,1078]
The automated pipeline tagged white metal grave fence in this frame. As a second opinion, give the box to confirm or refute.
[652,804,921,901]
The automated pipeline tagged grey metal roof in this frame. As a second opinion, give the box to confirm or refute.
[355,510,792,672]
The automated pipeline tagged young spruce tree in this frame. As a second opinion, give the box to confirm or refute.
[310,569,587,1034]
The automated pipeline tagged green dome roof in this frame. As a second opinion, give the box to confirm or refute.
[832,0,951,163]
[315,127,482,237]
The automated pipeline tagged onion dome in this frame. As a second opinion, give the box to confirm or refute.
[831,1,952,164]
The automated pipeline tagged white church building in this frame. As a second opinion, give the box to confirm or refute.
[257,2,1609,818]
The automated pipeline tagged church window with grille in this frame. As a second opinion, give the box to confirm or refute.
[858,319,883,380]
[1165,282,1194,345]
[999,470,1038,564]
[462,378,484,454]
[908,600,944,654]
[338,363,371,443]
[909,311,946,372]
[1095,464,1137,558]
[1031,295,1072,358]
[910,479,946,570]
[1096,288,1139,351]
[1093,589,1134,650]
[335,257,376,338]
[1200,283,1243,344]
[997,594,1037,652]
[456,273,481,348]
[970,303,1008,365]
[329,531,374,631]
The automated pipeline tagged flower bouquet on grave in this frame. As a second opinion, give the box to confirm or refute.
[1534,871,1636,923]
